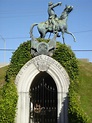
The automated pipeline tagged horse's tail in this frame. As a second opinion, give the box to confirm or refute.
[30,23,38,38]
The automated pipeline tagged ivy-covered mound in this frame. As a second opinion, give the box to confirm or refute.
[0,39,89,123]
[0,82,17,123]
[52,42,89,123]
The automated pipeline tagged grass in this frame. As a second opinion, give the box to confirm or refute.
[0,66,8,88]
[78,60,92,122]
[0,61,92,122]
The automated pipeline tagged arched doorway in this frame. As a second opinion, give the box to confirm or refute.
[29,72,57,123]
[15,55,70,123]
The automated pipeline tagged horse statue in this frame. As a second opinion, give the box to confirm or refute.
[30,5,76,44]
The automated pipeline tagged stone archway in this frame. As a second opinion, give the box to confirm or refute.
[15,55,70,123]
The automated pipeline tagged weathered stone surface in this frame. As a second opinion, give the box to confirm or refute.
[15,55,70,123]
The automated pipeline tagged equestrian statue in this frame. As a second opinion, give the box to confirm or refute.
[30,2,76,44]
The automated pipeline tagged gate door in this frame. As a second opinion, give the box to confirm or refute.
[29,72,57,123]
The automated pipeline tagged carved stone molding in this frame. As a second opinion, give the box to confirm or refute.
[33,55,50,71]
[15,54,70,123]
[15,55,69,86]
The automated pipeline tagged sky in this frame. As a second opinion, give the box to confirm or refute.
[0,0,92,63]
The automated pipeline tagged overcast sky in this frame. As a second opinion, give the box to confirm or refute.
[0,0,92,63]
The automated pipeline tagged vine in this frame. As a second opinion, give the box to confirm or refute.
[0,39,89,123]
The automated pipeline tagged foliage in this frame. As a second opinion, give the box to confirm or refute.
[5,40,32,82]
[1,39,89,123]
[0,81,18,123]
[0,41,32,123]
[68,85,89,123]
[0,66,8,87]
[53,42,79,81]
[52,42,89,122]
[77,61,92,123]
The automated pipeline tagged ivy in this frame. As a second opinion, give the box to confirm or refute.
[5,40,32,82]
[0,39,89,123]
[0,81,18,123]
[68,87,89,123]
[53,42,79,81]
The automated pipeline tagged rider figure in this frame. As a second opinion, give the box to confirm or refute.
[48,2,62,35]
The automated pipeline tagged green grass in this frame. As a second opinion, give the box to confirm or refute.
[0,61,92,122]
[0,66,8,88]
[78,60,92,122]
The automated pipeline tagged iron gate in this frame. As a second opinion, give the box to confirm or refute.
[29,73,57,123]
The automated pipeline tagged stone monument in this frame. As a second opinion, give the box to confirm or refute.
[30,2,76,53]
[15,2,76,123]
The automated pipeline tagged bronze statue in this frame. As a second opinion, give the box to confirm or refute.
[47,2,62,35]
[30,26,58,56]
[30,5,76,44]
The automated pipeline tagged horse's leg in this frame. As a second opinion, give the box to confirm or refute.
[48,32,51,39]
[61,31,65,44]
[65,30,76,42]
[40,32,46,38]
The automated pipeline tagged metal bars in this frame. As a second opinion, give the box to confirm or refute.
[30,76,57,123]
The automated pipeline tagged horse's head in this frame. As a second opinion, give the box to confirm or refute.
[60,5,73,19]
[64,5,73,13]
